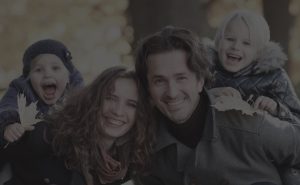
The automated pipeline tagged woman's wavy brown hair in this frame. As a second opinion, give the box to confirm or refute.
[50,66,154,183]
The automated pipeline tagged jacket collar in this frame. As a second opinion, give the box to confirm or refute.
[201,90,219,141]
[155,89,219,151]
[155,117,180,152]
[154,90,219,171]
[155,122,194,171]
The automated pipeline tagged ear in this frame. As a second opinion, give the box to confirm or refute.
[197,78,205,93]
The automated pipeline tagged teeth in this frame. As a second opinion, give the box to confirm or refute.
[45,83,55,86]
[167,102,181,106]
[107,118,124,126]
[227,53,241,59]
[43,83,56,86]
[42,79,56,86]
[166,99,184,107]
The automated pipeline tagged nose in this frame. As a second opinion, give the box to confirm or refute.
[165,81,179,99]
[112,102,125,117]
[231,41,241,50]
[44,68,53,78]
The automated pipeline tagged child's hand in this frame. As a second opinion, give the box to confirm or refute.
[253,96,278,115]
[209,87,242,99]
[4,123,34,143]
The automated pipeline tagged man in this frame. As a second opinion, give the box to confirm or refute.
[134,26,300,185]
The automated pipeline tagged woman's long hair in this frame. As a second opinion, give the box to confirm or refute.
[50,66,154,184]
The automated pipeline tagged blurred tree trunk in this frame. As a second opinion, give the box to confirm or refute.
[263,0,293,72]
[128,0,213,44]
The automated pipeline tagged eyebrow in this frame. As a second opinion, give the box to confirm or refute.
[31,64,43,68]
[110,93,138,102]
[174,73,187,77]
[151,72,187,78]
[151,75,164,79]
[128,99,138,104]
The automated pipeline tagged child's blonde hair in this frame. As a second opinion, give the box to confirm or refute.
[214,9,270,52]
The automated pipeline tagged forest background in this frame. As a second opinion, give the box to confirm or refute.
[0,0,300,97]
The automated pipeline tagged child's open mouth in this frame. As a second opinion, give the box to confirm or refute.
[42,83,57,100]
[227,53,242,62]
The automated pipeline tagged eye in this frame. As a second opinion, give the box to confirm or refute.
[127,101,137,108]
[225,37,234,42]
[243,41,251,46]
[32,67,42,73]
[176,76,187,82]
[153,78,166,86]
[52,65,61,71]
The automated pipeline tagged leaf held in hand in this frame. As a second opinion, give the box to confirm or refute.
[17,93,42,127]
[211,96,260,116]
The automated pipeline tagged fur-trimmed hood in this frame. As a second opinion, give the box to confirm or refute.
[206,40,287,75]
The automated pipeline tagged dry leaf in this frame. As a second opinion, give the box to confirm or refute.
[17,93,42,127]
[211,96,261,116]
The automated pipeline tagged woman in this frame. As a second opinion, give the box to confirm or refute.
[3,66,154,185]
[51,66,154,185]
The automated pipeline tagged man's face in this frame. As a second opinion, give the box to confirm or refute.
[147,49,204,124]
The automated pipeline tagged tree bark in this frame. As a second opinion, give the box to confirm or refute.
[263,0,293,72]
[128,0,213,44]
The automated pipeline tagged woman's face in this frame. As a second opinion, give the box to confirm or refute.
[100,77,138,141]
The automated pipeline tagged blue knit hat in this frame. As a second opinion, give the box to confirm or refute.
[22,39,75,77]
